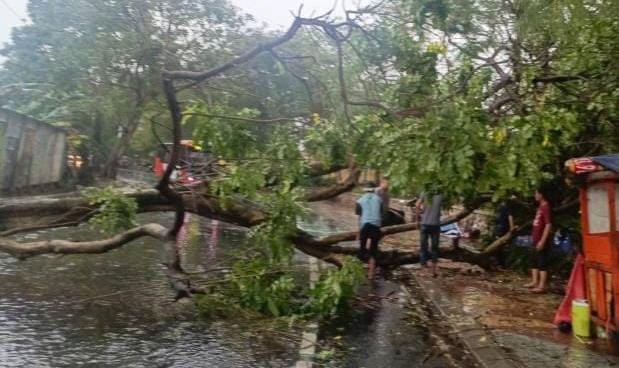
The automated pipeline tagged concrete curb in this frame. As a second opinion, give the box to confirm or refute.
[294,256,321,368]
[409,273,522,368]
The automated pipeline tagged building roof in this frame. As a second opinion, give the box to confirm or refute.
[0,107,66,133]
[566,154,619,174]
[592,154,619,173]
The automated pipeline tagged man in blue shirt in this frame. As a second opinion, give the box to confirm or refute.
[356,182,383,279]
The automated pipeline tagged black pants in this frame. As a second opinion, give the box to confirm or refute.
[420,225,440,265]
[534,243,551,271]
[359,223,381,262]
[494,231,508,267]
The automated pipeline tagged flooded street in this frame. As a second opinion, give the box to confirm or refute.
[0,198,475,367]
[0,0,616,365]
[0,213,300,367]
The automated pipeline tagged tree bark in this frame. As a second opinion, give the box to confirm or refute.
[0,188,491,271]
[5,193,579,271]
[304,168,360,202]
[101,105,144,179]
[0,223,167,259]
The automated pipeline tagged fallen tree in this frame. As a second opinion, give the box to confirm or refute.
[0,182,488,265]
[0,1,591,307]
[4,180,578,272]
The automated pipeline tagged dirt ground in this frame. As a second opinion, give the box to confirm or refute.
[438,267,559,336]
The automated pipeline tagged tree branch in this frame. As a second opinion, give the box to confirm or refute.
[335,40,353,125]
[163,17,306,81]
[0,188,494,271]
[158,79,186,238]
[304,168,360,201]
[270,50,316,110]
[0,224,167,259]
[307,161,348,177]
[532,75,586,84]
[182,112,295,124]
[306,197,488,247]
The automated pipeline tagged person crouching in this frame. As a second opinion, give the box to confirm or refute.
[355,182,383,279]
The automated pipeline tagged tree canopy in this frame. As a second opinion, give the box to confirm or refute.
[1,0,618,315]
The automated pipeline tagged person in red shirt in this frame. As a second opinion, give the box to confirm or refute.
[525,186,553,293]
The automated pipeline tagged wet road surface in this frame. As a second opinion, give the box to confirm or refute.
[0,213,300,367]
[1,197,473,367]
[301,204,475,368]
[316,275,477,368]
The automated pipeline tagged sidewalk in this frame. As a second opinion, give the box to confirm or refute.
[406,265,619,368]
[307,194,619,367]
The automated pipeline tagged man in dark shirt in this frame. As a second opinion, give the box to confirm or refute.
[375,176,390,217]
[525,187,552,293]
[416,192,443,277]
[494,197,515,268]
[494,201,514,238]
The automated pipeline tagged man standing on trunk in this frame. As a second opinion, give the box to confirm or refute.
[526,186,552,293]
[416,192,443,277]
[356,182,383,280]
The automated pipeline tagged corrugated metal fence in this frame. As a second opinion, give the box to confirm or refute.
[0,108,67,191]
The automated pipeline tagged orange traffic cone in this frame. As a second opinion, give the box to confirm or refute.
[554,254,586,328]
[154,157,164,178]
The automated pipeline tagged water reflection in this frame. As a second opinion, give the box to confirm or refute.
[0,213,298,367]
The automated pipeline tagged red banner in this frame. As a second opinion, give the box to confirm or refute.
[565,157,603,174]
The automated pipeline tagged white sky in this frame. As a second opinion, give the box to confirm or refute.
[0,0,363,49]
[0,0,28,48]
[232,0,353,28]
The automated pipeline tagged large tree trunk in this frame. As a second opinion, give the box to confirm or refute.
[0,185,490,267]
[101,78,149,179]
[0,191,580,271]
[101,115,141,179]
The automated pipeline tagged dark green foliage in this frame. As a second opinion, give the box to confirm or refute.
[4,0,618,316]
[305,257,365,317]
[82,186,138,233]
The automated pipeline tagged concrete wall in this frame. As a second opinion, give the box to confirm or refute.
[0,108,67,191]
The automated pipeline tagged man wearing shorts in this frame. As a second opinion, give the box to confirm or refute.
[526,186,552,293]
[356,182,383,279]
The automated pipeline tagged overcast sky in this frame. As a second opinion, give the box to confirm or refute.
[0,0,362,49]
[0,0,28,48]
